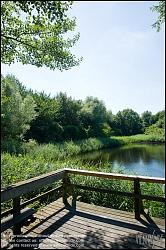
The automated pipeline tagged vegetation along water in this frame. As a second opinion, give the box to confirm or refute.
[1,75,165,219]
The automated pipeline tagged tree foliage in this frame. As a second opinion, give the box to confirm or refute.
[113,109,143,136]
[1,1,82,70]
[1,74,165,153]
[141,111,154,130]
[151,1,165,31]
[80,97,107,137]
[1,75,37,151]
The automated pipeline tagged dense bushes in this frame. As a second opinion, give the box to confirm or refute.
[1,74,165,153]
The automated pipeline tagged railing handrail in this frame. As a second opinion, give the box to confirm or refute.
[1,168,165,203]
[64,168,165,183]
[1,169,65,202]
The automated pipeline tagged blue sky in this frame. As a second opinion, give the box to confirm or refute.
[1,1,165,115]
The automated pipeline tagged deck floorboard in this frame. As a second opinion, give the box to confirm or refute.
[8,198,165,249]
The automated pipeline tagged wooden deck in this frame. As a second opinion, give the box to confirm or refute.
[1,169,165,249]
[18,198,165,249]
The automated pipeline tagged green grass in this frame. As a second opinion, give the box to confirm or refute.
[19,134,165,162]
[112,134,165,144]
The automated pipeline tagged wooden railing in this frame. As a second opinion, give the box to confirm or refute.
[1,168,165,234]
[1,169,65,234]
[65,169,165,219]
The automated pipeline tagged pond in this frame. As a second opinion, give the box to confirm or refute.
[75,144,165,178]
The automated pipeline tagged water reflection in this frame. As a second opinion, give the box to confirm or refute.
[74,144,165,178]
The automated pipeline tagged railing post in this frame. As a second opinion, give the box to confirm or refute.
[134,179,143,220]
[62,172,71,205]
[13,197,21,235]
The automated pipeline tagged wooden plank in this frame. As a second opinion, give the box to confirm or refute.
[1,186,63,218]
[33,214,164,250]
[22,200,165,249]
[37,199,165,231]
[1,207,13,218]
[37,205,137,228]
[48,198,165,229]
[1,169,65,202]
[33,217,165,249]
[35,209,163,240]
[134,179,142,219]
[28,208,132,238]
[65,168,165,183]
[141,194,165,202]
[35,205,165,237]
[62,173,71,205]
[67,198,135,217]
[48,204,135,223]
[30,223,161,249]
[57,197,135,217]
[76,203,165,230]
[20,186,63,208]
[1,207,35,232]
[30,224,127,249]
[72,184,135,197]
[13,197,21,235]
[37,206,165,248]
[33,201,165,234]
[1,168,165,202]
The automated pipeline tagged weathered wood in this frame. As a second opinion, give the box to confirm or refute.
[62,173,71,205]
[35,199,165,234]
[13,197,21,234]
[1,168,165,203]
[141,194,165,202]
[1,207,35,232]
[1,169,65,202]
[1,186,63,218]
[36,204,165,234]
[1,168,165,236]
[20,186,63,209]
[22,199,165,249]
[72,184,165,203]
[1,207,13,218]
[65,168,165,183]
[71,184,135,197]
[32,217,164,249]
[134,179,142,220]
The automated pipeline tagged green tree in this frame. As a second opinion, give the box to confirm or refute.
[56,92,83,140]
[106,110,117,135]
[141,111,154,130]
[153,110,165,125]
[25,92,83,142]
[1,75,37,151]
[151,1,165,31]
[114,109,143,136]
[144,110,165,137]
[24,91,63,143]
[1,1,82,70]
[80,97,107,137]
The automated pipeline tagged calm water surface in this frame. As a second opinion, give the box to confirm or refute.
[75,144,165,178]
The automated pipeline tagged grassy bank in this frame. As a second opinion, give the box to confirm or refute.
[112,134,165,144]
[1,134,165,218]
[20,134,165,162]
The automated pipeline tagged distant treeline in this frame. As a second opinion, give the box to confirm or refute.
[1,74,165,152]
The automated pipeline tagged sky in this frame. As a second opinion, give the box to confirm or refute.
[1,1,165,115]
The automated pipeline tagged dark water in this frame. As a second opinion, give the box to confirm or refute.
[75,144,165,178]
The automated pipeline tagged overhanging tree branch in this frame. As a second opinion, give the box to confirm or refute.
[1,34,38,50]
